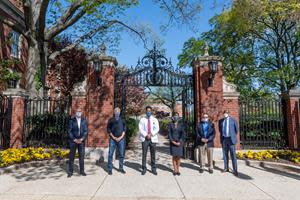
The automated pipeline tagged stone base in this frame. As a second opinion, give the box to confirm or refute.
[85,147,110,162]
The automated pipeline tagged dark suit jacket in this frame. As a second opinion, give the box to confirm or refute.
[218,117,238,145]
[68,117,88,144]
[196,121,215,147]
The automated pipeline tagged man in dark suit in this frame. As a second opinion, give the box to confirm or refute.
[196,113,215,174]
[219,110,239,176]
[68,107,88,177]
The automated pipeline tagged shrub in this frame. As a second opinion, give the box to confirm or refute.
[125,118,138,146]
[159,118,172,136]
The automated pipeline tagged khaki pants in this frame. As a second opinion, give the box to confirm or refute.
[197,144,213,170]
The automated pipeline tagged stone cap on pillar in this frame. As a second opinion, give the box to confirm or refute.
[2,88,29,97]
[192,45,223,67]
[88,43,118,68]
[282,88,300,99]
[223,79,240,99]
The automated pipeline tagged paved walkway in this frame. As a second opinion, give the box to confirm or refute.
[0,135,300,200]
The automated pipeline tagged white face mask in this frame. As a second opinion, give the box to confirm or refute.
[76,112,82,118]
[202,118,209,122]
[224,113,229,118]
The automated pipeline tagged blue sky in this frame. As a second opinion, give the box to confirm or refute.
[113,1,224,68]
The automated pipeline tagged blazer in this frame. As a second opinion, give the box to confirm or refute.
[218,117,238,145]
[68,117,88,144]
[168,122,186,144]
[196,121,215,147]
[139,115,160,143]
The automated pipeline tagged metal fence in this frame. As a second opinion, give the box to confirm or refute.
[239,99,287,149]
[24,97,71,148]
[0,95,12,150]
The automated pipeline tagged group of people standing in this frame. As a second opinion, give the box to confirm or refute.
[67,106,239,177]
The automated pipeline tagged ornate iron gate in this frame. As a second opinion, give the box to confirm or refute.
[0,94,12,150]
[239,99,287,149]
[114,45,195,158]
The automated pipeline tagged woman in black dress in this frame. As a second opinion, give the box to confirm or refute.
[168,112,185,175]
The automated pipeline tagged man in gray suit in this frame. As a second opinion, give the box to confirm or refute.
[218,110,239,176]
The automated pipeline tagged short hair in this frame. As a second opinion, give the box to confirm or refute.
[145,106,152,111]
[202,113,209,117]
[224,110,230,114]
[114,107,121,112]
[173,112,179,116]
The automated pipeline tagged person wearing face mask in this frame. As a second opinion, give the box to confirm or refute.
[219,110,239,177]
[168,112,185,175]
[196,113,215,174]
[139,106,160,175]
[68,108,88,178]
[106,107,126,175]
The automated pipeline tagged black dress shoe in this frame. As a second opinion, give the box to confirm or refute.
[199,169,204,173]
[173,171,177,176]
[209,169,213,174]
[141,169,146,175]
[176,172,181,176]
[152,169,157,175]
[80,172,87,176]
[234,171,239,177]
[120,169,126,174]
[67,173,73,178]
[221,169,229,173]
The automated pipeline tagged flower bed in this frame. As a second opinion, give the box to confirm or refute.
[237,150,300,165]
[0,148,70,168]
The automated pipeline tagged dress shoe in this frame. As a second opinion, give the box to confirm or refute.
[80,172,87,176]
[209,169,213,174]
[120,169,126,174]
[199,168,204,173]
[234,171,239,177]
[173,171,177,176]
[141,169,146,175]
[152,169,157,175]
[67,173,72,178]
[108,170,112,175]
[176,172,181,176]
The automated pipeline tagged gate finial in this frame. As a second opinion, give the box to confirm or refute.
[204,43,209,56]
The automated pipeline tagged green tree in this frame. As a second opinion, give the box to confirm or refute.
[178,0,300,98]
[0,0,203,96]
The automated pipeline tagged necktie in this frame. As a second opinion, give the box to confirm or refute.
[147,118,151,135]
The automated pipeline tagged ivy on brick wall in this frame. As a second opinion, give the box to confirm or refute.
[0,59,21,91]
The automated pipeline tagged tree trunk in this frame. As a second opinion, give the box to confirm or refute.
[26,42,42,97]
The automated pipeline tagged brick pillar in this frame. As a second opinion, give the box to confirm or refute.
[283,89,300,149]
[70,77,87,117]
[3,89,28,148]
[192,54,224,148]
[192,50,240,148]
[86,55,117,148]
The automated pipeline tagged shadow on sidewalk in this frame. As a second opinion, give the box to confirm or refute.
[245,161,300,181]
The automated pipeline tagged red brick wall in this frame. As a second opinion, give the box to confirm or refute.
[0,5,28,90]
[10,96,25,148]
[193,62,224,148]
[86,61,115,148]
[71,97,87,117]
[285,98,300,149]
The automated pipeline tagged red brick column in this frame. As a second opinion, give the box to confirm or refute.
[86,56,117,148]
[3,89,28,148]
[192,55,224,148]
[283,89,300,149]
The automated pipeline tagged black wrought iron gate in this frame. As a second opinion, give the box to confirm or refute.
[0,94,12,150]
[114,45,195,158]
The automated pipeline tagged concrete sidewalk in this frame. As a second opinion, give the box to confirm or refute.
[0,135,299,200]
